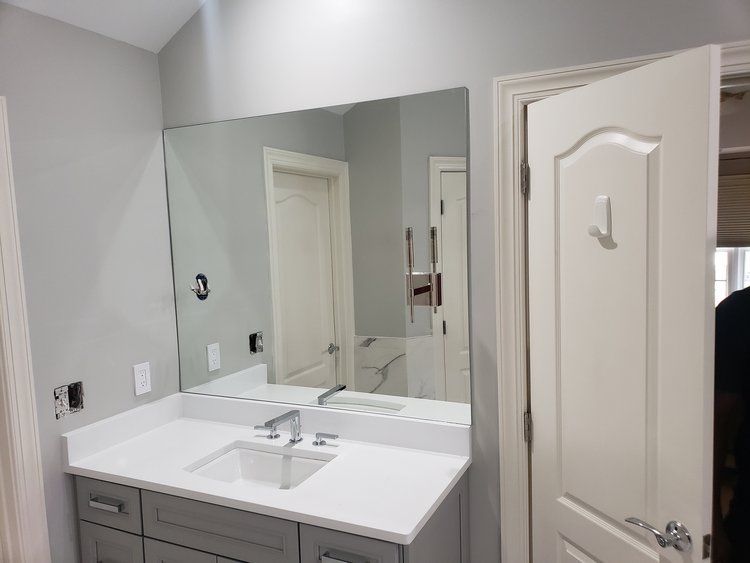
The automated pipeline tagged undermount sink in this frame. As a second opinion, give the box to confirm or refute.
[312,396,406,413]
[185,441,335,490]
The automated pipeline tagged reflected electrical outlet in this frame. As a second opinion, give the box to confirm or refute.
[249,331,263,354]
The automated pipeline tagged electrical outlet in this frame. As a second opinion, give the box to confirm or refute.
[133,362,151,396]
[207,343,221,372]
[54,381,84,419]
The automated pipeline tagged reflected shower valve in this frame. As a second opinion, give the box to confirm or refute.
[190,273,210,300]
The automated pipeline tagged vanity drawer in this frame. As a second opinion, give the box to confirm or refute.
[141,490,299,563]
[76,476,143,534]
[80,520,144,563]
[144,538,217,563]
[300,525,401,563]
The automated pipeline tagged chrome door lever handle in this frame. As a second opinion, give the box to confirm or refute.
[625,518,672,548]
[625,517,692,552]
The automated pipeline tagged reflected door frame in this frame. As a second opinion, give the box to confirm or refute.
[493,40,750,563]
[429,156,468,402]
[263,147,355,389]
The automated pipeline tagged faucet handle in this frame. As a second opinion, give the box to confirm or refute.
[254,425,280,439]
[313,432,339,446]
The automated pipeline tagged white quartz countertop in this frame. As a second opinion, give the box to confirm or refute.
[65,414,470,544]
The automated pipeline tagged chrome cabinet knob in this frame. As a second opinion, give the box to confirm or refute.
[327,343,339,355]
[625,517,692,552]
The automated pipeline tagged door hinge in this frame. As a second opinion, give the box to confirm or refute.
[520,160,530,197]
[702,533,711,559]
[440,199,445,215]
[442,320,447,335]
[523,411,533,443]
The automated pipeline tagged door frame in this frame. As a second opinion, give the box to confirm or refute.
[493,40,750,563]
[0,97,51,562]
[429,156,467,401]
[263,147,356,389]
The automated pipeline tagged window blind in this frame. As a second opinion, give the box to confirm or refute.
[718,174,750,247]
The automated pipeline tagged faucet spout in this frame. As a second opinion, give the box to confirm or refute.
[317,384,346,406]
[260,410,302,443]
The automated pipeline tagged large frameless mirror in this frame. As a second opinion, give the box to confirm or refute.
[164,87,470,424]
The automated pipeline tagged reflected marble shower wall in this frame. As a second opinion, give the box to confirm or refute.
[353,335,436,399]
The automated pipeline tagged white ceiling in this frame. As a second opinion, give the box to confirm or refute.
[2,0,205,53]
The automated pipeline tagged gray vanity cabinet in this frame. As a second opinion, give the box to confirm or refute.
[144,538,217,563]
[141,490,299,563]
[75,475,467,563]
[79,521,144,563]
[300,525,401,563]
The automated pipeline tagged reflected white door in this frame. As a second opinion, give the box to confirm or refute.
[441,171,470,403]
[528,46,719,562]
[272,171,337,388]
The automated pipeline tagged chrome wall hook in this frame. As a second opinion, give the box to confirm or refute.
[587,195,612,239]
[190,273,210,300]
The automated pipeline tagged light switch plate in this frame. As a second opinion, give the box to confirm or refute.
[133,362,151,396]
[207,342,220,372]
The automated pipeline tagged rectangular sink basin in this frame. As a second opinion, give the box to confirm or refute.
[312,396,406,413]
[185,441,335,490]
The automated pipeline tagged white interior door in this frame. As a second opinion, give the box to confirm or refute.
[528,46,719,562]
[441,171,471,403]
[273,170,337,388]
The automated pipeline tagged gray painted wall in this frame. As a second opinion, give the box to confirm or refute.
[158,1,750,560]
[0,4,177,562]
[344,98,406,338]
[165,110,346,387]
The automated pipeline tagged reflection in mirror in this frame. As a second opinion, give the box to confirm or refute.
[164,88,470,424]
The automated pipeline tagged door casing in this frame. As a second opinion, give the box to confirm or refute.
[493,40,750,563]
[0,96,51,562]
[263,147,355,389]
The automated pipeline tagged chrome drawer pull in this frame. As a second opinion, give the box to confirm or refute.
[321,552,355,563]
[88,496,124,513]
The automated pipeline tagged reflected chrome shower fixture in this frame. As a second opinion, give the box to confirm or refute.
[405,226,442,323]
[190,273,210,300]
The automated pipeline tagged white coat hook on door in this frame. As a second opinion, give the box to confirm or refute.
[587,195,611,239]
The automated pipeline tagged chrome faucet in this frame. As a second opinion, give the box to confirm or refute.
[317,384,346,406]
[255,410,302,443]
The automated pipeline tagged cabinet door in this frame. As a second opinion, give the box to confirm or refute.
[142,490,299,563]
[300,525,401,563]
[80,521,144,563]
[144,538,216,563]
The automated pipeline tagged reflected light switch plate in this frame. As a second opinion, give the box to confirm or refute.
[207,343,220,372]
[133,362,151,396]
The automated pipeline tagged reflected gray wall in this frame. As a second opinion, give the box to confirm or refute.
[345,98,406,338]
[165,109,345,388]
[168,92,467,387]
[399,88,467,337]
[345,89,468,339]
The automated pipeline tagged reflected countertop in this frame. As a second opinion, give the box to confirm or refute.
[185,365,472,425]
